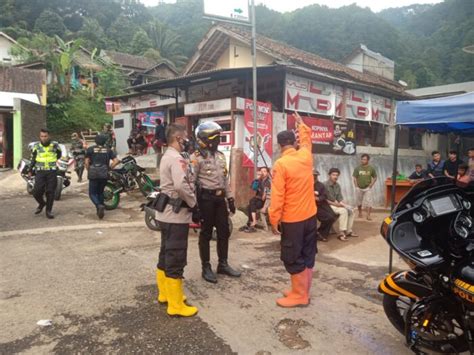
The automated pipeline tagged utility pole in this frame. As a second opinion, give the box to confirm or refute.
[251,0,258,178]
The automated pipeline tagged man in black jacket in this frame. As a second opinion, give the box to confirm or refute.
[154,119,167,167]
[314,170,338,242]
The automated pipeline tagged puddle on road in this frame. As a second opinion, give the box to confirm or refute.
[275,318,312,350]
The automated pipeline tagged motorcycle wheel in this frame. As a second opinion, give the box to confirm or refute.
[145,213,161,231]
[137,173,155,197]
[54,178,63,201]
[382,294,412,335]
[104,183,120,210]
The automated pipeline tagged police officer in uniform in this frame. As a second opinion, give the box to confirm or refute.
[30,128,62,219]
[193,122,241,283]
[155,123,199,317]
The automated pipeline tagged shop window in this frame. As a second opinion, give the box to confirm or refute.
[400,127,423,150]
[355,121,386,147]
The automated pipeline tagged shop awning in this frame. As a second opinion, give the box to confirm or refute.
[0,91,40,108]
[395,92,474,133]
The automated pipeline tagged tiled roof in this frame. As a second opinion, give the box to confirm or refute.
[214,24,405,94]
[103,51,160,71]
[0,67,46,95]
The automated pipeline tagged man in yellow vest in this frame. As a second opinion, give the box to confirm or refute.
[30,129,62,219]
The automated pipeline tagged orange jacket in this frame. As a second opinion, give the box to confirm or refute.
[269,122,317,226]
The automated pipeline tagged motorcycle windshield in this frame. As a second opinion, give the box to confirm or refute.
[394,177,467,212]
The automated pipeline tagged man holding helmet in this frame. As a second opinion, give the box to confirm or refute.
[192,121,241,283]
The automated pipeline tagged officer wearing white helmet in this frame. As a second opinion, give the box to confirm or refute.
[192,121,241,283]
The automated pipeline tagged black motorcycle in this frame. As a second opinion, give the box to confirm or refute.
[71,149,86,182]
[379,177,473,354]
[141,189,233,239]
[103,155,155,210]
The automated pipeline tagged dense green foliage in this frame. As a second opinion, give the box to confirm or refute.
[47,90,111,138]
[1,0,472,90]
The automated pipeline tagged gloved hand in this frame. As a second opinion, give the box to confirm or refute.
[190,205,200,223]
[227,198,236,214]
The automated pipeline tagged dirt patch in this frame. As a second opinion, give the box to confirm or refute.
[0,285,235,354]
[275,318,312,350]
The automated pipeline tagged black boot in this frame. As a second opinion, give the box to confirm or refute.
[217,261,241,277]
[97,204,105,219]
[202,263,217,283]
[35,204,45,215]
[45,210,55,219]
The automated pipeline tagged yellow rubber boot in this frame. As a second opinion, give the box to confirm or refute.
[166,278,198,317]
[156,269,168,303]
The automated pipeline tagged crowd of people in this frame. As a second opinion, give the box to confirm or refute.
[27,112,474,316]
[407,149,474,184]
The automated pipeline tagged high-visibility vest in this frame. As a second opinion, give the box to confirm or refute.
[33,142,60,170]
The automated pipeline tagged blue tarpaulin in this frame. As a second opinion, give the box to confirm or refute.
[395,92,474,133]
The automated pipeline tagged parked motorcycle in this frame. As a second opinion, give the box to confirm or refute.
[54,155,74,200]
[17,143,73,199]
[378,177,473,354]
[141,189,233,238]
[71,149,86,182]
[17,158,35,195]
[103,155,156,210]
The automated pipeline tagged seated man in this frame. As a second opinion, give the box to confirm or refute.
[457,163,470,184]
[408,164,427,182]
[324,168,358,242]
[245,167,271,232]
[127,123,147,155]
[313,170,337,242]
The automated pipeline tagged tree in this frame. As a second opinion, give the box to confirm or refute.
[95,65,126,98]
[107,15,140,52]
[131,30,153,55]
[78,18,110,50]
[34,10,66,37]
[145,21,188,70]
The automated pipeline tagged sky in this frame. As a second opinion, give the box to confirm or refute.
[139,0,443,13]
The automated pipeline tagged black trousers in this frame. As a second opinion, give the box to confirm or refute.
[33,170,57,212]
[88,179,108,207]
[157,222,189,279]
[247,197,264,224]
[280,215,318,274]
[317,205,338,238]
[198,195,230,265]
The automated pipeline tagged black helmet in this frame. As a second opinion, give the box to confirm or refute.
[95,134,107,146]
[195,121,222,151]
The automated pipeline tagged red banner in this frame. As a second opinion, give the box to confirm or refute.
[287,115,334,145]
[243,99,273,168]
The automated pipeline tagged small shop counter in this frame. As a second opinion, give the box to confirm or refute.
[385,179,415,207]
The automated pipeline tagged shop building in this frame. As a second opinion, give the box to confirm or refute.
[106,24,440,207]
[0,67,47,168]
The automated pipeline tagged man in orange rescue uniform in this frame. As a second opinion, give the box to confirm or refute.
[269,111,318,308]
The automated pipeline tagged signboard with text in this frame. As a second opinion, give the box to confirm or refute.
[285,74,393,125]
[203,0,250,23]
[243,99,272,168]
[285,74,343,117]
[287,115,356,155]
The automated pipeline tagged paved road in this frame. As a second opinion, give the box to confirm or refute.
[0,171,410,354]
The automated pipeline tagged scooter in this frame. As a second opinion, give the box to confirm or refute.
[141,189,233,238]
